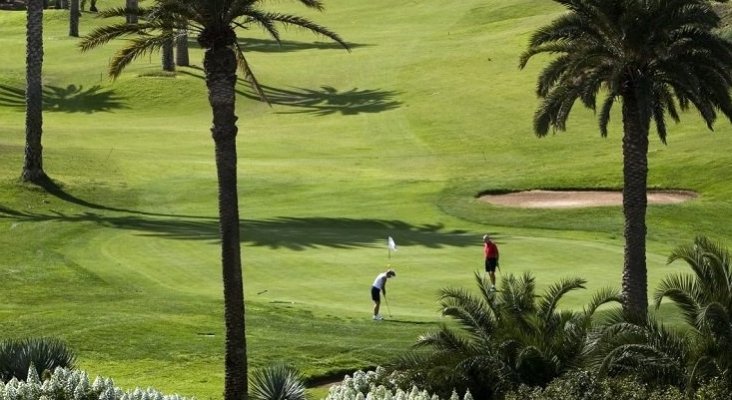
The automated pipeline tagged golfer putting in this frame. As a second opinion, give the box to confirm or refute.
[371,268,396,320]
[483,234,500,290]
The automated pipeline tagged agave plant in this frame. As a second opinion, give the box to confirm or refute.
[393,272,621,399]
[249,364,307,400]
[0,337,76,382]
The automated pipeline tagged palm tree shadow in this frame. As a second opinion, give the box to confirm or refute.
[176,67,400,115]
[0,201,489,250]
[28,175,210,220]
[0,84,127,113]
[244,84,402,116]
[186,38,369,53]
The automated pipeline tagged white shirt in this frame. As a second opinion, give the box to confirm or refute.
[372,272,388,289]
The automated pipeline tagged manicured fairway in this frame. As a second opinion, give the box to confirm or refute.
[2,1,732,399]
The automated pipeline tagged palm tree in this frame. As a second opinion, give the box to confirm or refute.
[519,0,732,318]
[654,235,732,389]
[394,272,621,398]
[78,2,347,400]
[22,0,46,183]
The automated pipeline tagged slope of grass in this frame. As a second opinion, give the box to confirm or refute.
[1,1,732,398]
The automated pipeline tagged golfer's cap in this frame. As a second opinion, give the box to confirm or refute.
[483,234,490,240]
[387,269,396,277]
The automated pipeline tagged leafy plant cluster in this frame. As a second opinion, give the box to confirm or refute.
[325,368,474,400]
[0,366,189,400]
[380,236,732,399]
[504,371,730,400]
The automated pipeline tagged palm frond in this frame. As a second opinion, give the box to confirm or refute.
[233,42,268,103]
[108,33,176,78]
[252,12,349,50]
[653,274,701,328]
[79,23,157,52]
[537,276,586,326]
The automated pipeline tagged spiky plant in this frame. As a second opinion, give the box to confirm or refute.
[0,337,76,382]
[249,364,307,400]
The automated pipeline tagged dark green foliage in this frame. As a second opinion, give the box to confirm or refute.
[0,337,76,382]
[655,235,732,390]
[249,364,307,400]
[586,310,690,388]
[504,371,687,400]
[505,372,731,400]
[583,236,732,394]
[391,273,621,399]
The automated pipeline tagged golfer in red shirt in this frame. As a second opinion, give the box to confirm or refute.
[483,234,499,290]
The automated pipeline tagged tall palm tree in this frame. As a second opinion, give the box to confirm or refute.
[22,0,46,183]
[79,2,347,400]
[654,235,732,389]
[519,0,732,318]
[394,272,621,398]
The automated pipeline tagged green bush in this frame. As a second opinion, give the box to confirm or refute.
[0,337,76,382]
[504,371,732,400]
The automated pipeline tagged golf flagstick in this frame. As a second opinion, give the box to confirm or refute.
[387,236,397,259]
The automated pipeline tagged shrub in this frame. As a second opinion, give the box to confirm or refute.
[0,365,190,400]
[503,371,732,400]
[324,367,473,400]
[391,273,621,399]
[0,337,76,382]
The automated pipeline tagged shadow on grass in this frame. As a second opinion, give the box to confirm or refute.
[0,206,487,250]
[0,84,126,113]
[186,37,368,53]
[177,67,401,115]
[2,177,491,249]
[242,84,402,116]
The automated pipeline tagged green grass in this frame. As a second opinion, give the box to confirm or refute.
[2,0,732,398]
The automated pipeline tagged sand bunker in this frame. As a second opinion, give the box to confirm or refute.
[479,189,697,209]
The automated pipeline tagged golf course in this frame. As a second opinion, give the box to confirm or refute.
[2,0,732,398]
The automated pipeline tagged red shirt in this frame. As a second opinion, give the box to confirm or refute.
[484,242,499,259]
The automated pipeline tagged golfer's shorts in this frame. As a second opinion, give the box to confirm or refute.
[371,286,381,302]
[485,258,498,273]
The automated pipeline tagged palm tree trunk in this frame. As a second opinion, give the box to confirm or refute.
[69,0,79,37]
[621,90,649,319]
[203,45,248,400]
[175,27,190,67]
[23,0,46,183]
[125,0,138,24]
[162,35,175,72]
